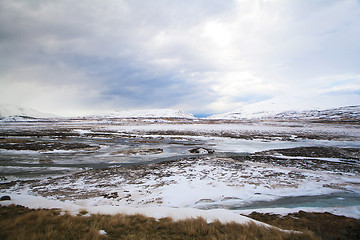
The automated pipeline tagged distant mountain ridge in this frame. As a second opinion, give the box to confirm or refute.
[208,105,360,122]
[1,104,358,122]
[88,109,195,119]
[271,105,360,121]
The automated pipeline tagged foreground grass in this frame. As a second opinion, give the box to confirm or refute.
[248,211,360,240]
[0,205,318,240]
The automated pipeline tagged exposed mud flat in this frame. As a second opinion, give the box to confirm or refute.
[233,147,360,174]
[0,138,100,152]
[262,146,360,159]
[110,147,163,156]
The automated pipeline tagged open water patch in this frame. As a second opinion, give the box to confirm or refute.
[230,192,360,210]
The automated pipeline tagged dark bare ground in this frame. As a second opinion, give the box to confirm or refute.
[129,129,359,141]
[247,211,360,240]
[0,128,80,138]
[231,147,360,174]
[0,138,99,151]
[261,147,360,160]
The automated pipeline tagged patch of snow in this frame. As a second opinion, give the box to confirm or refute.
[0,192,269,226]
[270,154,350,163]
[73,129,93,135]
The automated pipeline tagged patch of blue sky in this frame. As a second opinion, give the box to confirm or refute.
[193,113,211,118]
[330,78,358,87]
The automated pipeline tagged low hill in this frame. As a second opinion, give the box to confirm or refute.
[208,105,359,122]
[89,109,195,119]
[0,104,58,120]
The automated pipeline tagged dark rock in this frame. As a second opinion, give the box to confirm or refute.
[0,195,11,201]
[102,192,119,199]
[189,147,215,154]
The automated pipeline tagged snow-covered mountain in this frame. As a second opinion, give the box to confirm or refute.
[208,105,360,122]
[271,105,360,122]
[0,104,58,119]
[208,96,360,121]
[208,100,307,120]
[89,109,195,119]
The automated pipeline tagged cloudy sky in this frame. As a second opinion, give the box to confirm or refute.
[0,0,359,117]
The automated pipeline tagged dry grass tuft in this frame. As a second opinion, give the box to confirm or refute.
[77,209,89,216]
[0,205,319,240]
[247,211,360,240]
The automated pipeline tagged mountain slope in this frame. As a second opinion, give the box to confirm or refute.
[0,104,58,119]
[208,95,360,121]
[273,105,360,122]
[208,105,360,122]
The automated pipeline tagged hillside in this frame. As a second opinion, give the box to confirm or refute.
[89,109,195,119]
[208,105,360,122]
[0,104,58,120]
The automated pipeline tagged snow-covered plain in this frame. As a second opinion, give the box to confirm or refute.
[103,122,360,138]
[1,118,360,224]
[11,155,358,216]
[1,191,273,227]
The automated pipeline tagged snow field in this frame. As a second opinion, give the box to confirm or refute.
[4,156,358,218]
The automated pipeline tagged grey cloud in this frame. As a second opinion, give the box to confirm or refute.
[0,0,359,116]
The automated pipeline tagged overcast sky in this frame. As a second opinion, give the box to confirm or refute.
[0,0,359,116]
